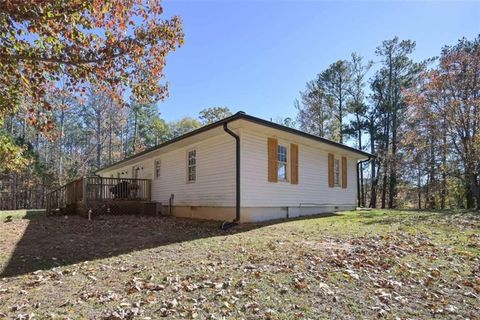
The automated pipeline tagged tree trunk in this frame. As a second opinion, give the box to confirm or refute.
[417,165,422,209]
[58,107,65,186]
[381,112,390,209]
[123,125,129,158]
[383,50,393,209]
[132,108,138,154]
[339,81,343,144]
[466,182,475,209]
[388,110,397,208]
[356,115,365,207]
[475,177,480,210]
[370,161,378,208]
[440,120,447,209]
[369,117,377,208]
[108,107,113,165]
[96,108,102,170]
[428,135,436,209]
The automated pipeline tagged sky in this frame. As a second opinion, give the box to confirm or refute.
[158,0,480,122]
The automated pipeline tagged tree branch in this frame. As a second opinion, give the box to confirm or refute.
[0,52,125,66]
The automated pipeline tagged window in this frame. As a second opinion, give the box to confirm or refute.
[154,159,161,179]
[277,145,288,181]
[117,172,120,179]
[334,158,340,186]
[187,149,196,182]
[132,166,139,179]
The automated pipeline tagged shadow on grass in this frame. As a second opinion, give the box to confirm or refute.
[23,209,46,220]
[0,212,337,278]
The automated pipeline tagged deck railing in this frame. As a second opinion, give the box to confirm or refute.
[84,176,151,202]
[46,176,152,215]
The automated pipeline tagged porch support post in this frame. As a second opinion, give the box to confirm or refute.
[147,180,152,200]
[82,176,88,216]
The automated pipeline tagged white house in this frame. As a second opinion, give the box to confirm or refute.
[96,112,372,223]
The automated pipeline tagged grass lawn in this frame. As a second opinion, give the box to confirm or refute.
[0,209,479,319]
[0,209,45,221]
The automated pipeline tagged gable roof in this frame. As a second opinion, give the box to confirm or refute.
[96,111,373,173]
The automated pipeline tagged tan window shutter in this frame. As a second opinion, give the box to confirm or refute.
[267,137,278,182]
[328,153,334,188]
[341,156,347,188]
[290,143,299,184]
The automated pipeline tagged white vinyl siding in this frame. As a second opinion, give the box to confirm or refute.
[240,128,358,207]
[100,133,236,207]
[155,135,235,206]
[98,122,362,214]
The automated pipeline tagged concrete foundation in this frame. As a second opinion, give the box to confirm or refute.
[161,204,355,223]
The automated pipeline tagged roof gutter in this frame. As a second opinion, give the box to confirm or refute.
[95,112,246,174]
[96,112,372,175]
[222,121,241,229]
[357,155,373,208]
[239,113,373,158]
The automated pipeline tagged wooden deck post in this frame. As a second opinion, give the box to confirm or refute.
[46,193,50,215]
[72,180,76,204]
[147,180,152,200]
[82,176,88,216]
[99,176,103,201]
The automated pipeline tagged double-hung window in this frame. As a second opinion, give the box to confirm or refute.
[187,149,196,182]
[334,158,340,186]
[154,159,161,179]
[277,145,288,181]
[132,165,139,179]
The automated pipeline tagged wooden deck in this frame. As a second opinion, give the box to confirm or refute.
[46,177,154,217]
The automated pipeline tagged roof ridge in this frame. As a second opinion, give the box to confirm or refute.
[96,112,373,173]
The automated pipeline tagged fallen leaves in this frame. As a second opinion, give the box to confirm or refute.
[0,212,479,319]
[102,305,141,320]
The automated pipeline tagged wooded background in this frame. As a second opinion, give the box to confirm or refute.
[0,2,478,210]
[293,37,480,210]
[0,103,231,209]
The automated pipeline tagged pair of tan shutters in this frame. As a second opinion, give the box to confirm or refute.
[328,153,348,188]
[267,137,347,188]
[267,138,298,184]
